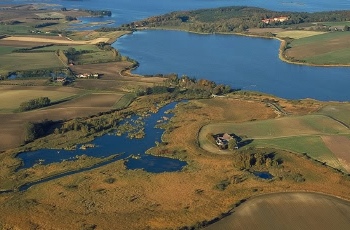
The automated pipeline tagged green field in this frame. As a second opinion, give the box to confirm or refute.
[113,93,136,110]
[0,87,78,112]
[202,115,349,139]
[289,32,348,46]
[318,104,350,127]
[321,21,350,26]
[251,136,344,169]
[0,52,64,72]
[0,46,18,55]
[0,24,33,35]
[285,32,350,65]
[37,44,118,64]
[199,114,350,169]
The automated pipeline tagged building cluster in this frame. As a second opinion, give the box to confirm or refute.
[76,73,99,78]
[261,16,289,24]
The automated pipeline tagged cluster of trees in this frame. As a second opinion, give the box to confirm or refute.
[13,44,54,53]
[11,67,72,79]
[96,42,114,51]
[58,114,123,135]
[34,22,58,28]
[65,16,77,21]
[83,10,112,17]
[134,6,350,33]
[133,74,232,99]
[24,120,56,142]
[0,20,21,25]
[233,150,280,170]
[19,97,51,112]
[64,47,93,62]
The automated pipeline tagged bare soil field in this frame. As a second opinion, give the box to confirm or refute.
[53,93,124,108]
[205,192,350,230]
[322,135,350,172]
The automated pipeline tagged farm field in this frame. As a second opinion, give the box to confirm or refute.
[0,52,64,73]
[275,30,326,39]
[0,104,122,151]
[318,103,350,127]
[0,86,126,150]
[199,114,350,171]
[284,32,350,65]
[0,85,80,112]
[205,192,350,230]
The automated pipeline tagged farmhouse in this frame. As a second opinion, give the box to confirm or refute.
[76,73,100,78]
[56,77,66,82]
[262,16,289,24]
[216,133,235,149]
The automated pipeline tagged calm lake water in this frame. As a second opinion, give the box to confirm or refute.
[115,30,350,101]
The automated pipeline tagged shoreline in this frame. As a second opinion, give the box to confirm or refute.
[135,27,350,68]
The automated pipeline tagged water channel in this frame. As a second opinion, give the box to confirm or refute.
[16,101,186,190]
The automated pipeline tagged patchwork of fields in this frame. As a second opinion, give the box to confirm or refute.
[0,86,126,150]
[199,105,350,172]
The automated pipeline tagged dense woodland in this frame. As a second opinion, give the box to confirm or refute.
[119,6,350,33]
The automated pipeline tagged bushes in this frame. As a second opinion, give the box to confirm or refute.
[24,119,56,143]
[19,97,51,112]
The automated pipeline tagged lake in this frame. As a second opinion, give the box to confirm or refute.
[2,1,350,101]
[115,30,350,101]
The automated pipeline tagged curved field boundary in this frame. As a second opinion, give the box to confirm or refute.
[198,114,350,170]
[205,192,350,230]
[200,115,350,140]
[322,135,350,173]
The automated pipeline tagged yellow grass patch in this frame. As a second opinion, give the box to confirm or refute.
[276,30,327,39]
[1,36,110,45]
[35,12,65,19]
